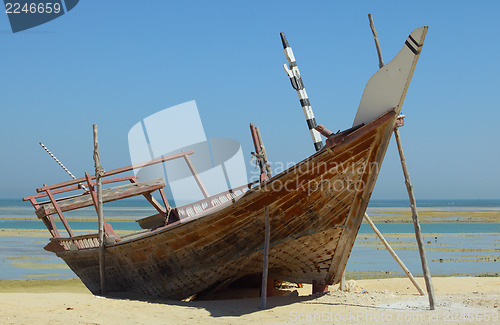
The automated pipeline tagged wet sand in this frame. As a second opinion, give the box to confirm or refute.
[365,207,500,223]
[2,208,499,224]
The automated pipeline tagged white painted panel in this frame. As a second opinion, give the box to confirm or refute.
[353,27,427,126]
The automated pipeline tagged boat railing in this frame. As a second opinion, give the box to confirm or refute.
[23,149,257,251]
[22,151,195,241]
[175,181,258,220]
[48,233,101,252]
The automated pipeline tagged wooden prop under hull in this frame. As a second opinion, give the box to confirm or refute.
[52,109,397,300]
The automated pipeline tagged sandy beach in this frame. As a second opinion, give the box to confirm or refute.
[1,203,498,324]
[0,277,498,324]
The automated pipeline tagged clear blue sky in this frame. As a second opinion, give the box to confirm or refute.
[1,1,498,200]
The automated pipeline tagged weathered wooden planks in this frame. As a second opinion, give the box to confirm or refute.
[136,213,165,230]
[47,110,397,300]
[35,151,193,193]
[36,179,165,219]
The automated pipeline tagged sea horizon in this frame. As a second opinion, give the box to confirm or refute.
[2,197,500,208]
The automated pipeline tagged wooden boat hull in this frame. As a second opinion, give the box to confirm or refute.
[52,109,397,299]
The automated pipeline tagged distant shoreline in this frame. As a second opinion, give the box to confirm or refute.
[3,197,500,206]
[2,207,499,223]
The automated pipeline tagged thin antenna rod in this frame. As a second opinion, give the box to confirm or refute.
[368,14,385,68]
[39,142,87,191]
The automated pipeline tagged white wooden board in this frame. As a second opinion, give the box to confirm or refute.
[353,27,428,126]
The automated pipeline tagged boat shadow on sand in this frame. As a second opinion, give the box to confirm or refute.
[101,286,414,318]
[102,287,328,317]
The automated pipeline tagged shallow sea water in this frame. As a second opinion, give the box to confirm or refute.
[0,199,498,280]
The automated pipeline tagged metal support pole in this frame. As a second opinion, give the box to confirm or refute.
[364,213,425,295]
[93,124,106,295]
[260,205,270,309]
[394,128,435,309]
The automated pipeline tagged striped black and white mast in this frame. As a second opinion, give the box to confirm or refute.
[281,32,323,152]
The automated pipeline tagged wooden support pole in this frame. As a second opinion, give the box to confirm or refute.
[312,280,328,294]
[129,178,166,216]
[183,155,210,199]
[93,124,106,295]
[260,205,270,309]
[368,13,385,68]
[30,198,59,237]
[366,12,434,309]
[339,273,346,291]
[47,215,59,237]
[255,126,272,178]
[364,213,425,295]
[250,123,272,182]
[394,128,435,309]
[46,189,74,237]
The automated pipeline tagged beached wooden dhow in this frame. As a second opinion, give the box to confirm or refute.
[23,26,427,300]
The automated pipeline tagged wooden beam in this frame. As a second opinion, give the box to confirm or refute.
[366,13,432,307]
[29,198,58,237]
[36,179,165,218]
[339,273,346,291]
[35,150,194,193]
[93,124,106,295]
[84,172,99,215]
[312,280,328,294]
[183,155,210,199]
[45,215,59,237]
[45,189,73,237]
[249,123,272,182]
[129,178,166,216]
[394,128,435,309]
[314,124,334,137]
[24,176,137,202]
[256,126,272,178]
[368,13,385,68]
[260,205,270,309]
[364,213,425,295]
[158,188,171,212]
